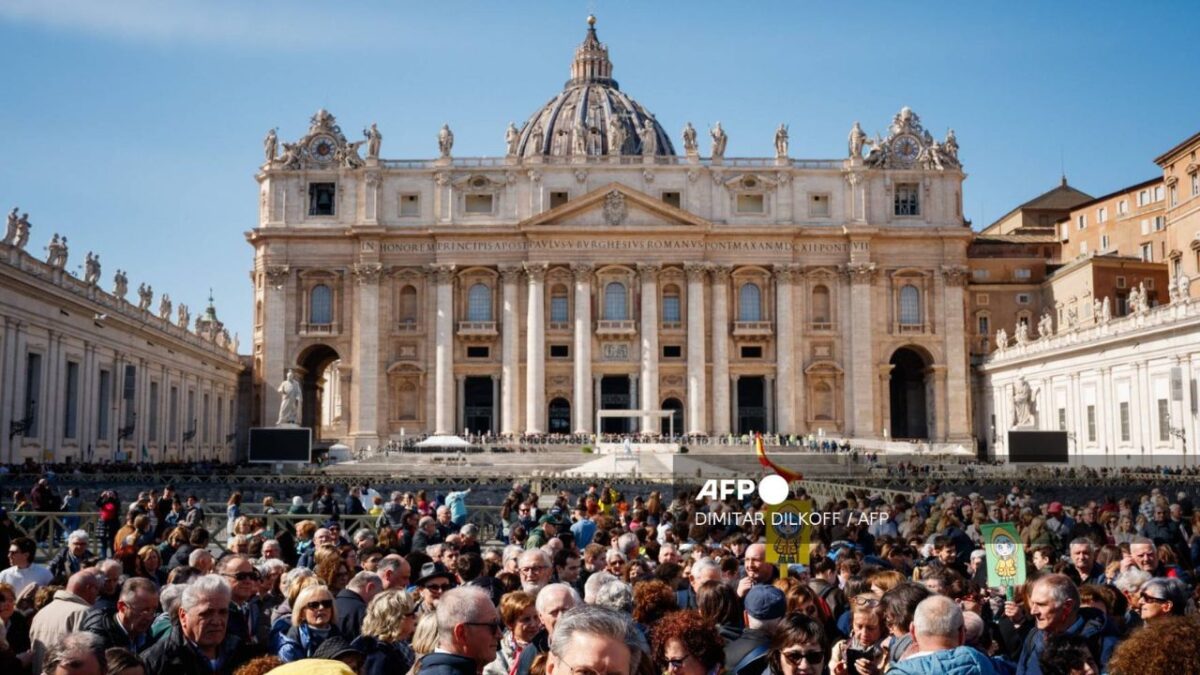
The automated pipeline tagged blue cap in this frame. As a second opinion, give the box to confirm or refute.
[744,584,787,621]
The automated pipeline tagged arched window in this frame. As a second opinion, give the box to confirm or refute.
[739,283,762,321]
[550,285,569,323]
[310,284,332,324]
[661,284,681,324]
[811,285,831,324]
[604,282,628,320]
[399,285,418,323]
[467,283,493,321]
[899,285,921,325]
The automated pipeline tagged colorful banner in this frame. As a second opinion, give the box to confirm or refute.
[766,499,814,574]
[980,522,1025,588]
[755,433,804,482]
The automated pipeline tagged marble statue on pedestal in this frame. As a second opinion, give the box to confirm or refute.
[277,369,302,425]
[438,124,454,158]
[84,252,100,285]
[682,122,698,155]
[263,129,277,164]
[3,207,17,245]
[774,124,788,158]
[995,328,1007,352]
[159,294,172,320]
[710,122,727,159]
[607,116,626,155]
[113,270,128,299]
[137,283,153,311]
[14,213,31,249]
[505,123,520,157]
[639,121,657,156]
[1012,377,1037,427]
[365,123,382,159]
[1037,312,1052,339]
[849,122,866,159]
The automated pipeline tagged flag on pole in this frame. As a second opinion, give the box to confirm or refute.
[755,433,803,482]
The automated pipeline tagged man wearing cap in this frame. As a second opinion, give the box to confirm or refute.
[1044,502,1072,541]
[415,562,457,614]
[724,584,786,675]
[525,515,559,550]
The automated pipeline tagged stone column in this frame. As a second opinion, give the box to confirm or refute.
[711,266,731,435]
[525,263,547,434]
[572,264,594,434]
[638,264,660,434]
[455,374,466,434]
[928,365,948,441]
[629,373,640,435]
[593,375,602,434]
[432,265,456,435]
[774,265,796,434]
[941,265,971,440]
[350,263,383,449]
[845,263,876,437]
[766,375,776,433]
[491,375,500,436]
[685,263,708,435]
[730,374,740,436]
[500,266,522,436]
[261,265,291,428]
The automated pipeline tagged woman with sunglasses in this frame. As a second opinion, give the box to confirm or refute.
[484,591,541,675]
[280,585,342,663]
[353,589,419,675]
[767,614,828,675]
[650,610,724,675]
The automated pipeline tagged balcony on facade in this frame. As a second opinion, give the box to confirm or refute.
[894,321,928,335]
[396,319,421,333]
[456,321,498,339]
[596,319,637,337]
[732,321,774,340]
[300,322,339,336]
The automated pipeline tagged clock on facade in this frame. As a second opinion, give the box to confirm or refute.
[307,134,338,164]
[891,134,920,163]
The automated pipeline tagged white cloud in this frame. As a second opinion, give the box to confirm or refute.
[0,0,385,50]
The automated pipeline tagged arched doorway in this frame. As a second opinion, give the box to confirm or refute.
[548,398,571,434]
[600,375,633,434]
[661,398,684,437]
[889,347,929,439]
[296,344,341,443]
[462,377,494,435]
[736,376,767,434]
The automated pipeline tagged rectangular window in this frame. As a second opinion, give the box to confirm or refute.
[1144,278,1154,290]
[549,345,569,359]
[894,184,920,216]
[809,193,830,217]
[187,390,195,438]
[1014,268,1031,280]
[169,386,179,440]
[400,194,420,217]
[122,365,136,430]
[1120,401,1130,441]
[977,315,989,336]
[662,345,682,359]
[661,191,681,208]
[662,295,681,323]
[976,293,989,305]
[972,269,990,281]
[1170,185,1178,207]
[98,369,111,440]
[740,345,763,359]
[217,396,224,445]
[1060,222,1069,242]
[1158,399,1170,442]
[1101,235,1110,251]
[1115,276,1127,289]
[1138,190,1148,206]
[1154,186,1163,202]
[1140,243,1153,262]
[149,381,159,442]
[308,182,336,216]
[23,353,41,436]
[1058,407,1067,431]
[1118,199,1128,214]
[464,193,494,214]
[1192,174,1199,197]
[1080,241,1088,255]
[64,361,80,439]
[1077,214,1086,230]
[1154,216,1166,231]
[1086,405,1096,442]
[1097,207,1107,223]
[550,295,569,323]
[202,393,210,443]
[549,191,569,209]
[1016,293,1030,305]
[466,346,490,359]
[736,194,765,214]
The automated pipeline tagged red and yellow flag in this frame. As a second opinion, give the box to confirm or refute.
[755,433,803,482]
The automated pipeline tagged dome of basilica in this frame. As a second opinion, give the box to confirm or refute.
[510,16,676,159]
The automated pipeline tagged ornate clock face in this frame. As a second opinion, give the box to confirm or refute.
[892,135,920,162]
[308,134,337,163]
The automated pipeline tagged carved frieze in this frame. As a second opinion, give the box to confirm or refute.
[843,262,877,285]
[603,190,627,226]
[265,265,291,289]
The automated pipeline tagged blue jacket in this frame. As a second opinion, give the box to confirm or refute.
[279,624,340,663]
[418,652,478,675]
[889,647,998,675]
[1015,608,1118,675]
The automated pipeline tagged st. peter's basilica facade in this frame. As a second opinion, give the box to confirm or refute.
[248,18,974,450]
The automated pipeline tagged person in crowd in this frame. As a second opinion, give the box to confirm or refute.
[29,567,101,672]
[279,584,341,663]
[1106,615,1200,675]
[518,549,553,595]
[725,583,787,674]
[93,559,124,614]
[830,593,888,675]
[42,632,107,675]
[0,537,54,597]
[888,595,997,674]
[1015,574,1117,675]
[334,570,380,637]
[141,574,262,675]
[484,591,540,675]
[48,530,99,585]
[650,609,725,675]
[765,613,828,675]
[415,562,456,613]
[417,586,500,675]
[1038,634,1099,675]
[697,578,743,642]
[544,605,648,675]
[351,588,418,675]
[79,577,159,653]
[1135,577,1188,623]
[134,545,167,586]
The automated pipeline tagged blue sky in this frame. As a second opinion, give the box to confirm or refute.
[2,0,1198,343]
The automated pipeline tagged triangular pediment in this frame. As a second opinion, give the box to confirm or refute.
[519,182,711,231]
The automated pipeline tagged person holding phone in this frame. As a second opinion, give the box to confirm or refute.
[830,594,888,675]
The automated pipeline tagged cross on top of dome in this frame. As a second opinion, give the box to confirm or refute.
[568,15,616,89]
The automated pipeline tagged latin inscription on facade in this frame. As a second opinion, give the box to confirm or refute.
[369,239,854,255]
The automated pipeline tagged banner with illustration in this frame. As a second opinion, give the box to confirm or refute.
[980,522,1026,589]
[766,499,814,575]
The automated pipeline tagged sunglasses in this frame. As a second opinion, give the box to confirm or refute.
[305,599,334,611]
[664,656,692,670]
[425,583,452,592]
[1141,595,1169,605]
[464,620,503,635]
[226,571,262,582]
[781,650,824,666]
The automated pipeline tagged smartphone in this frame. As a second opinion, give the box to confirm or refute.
[845,649,871,675]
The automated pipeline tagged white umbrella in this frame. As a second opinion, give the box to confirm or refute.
[414,434,473,448]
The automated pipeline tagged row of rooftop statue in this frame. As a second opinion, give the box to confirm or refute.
[995,276,1193,352]
[1,206,237,349]
[262,106,960,168]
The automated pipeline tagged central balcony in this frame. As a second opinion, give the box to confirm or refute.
[596,319,637,338]
[457,321,498,340]
[732,320,774,340]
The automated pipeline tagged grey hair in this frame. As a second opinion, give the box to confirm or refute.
[280,567,315,598]
[42,632,106,675]
[1067,538,1094,552]
[119,577,159,605]
[1033,573,1079,610]
[616,533,639,557]
[348,570,382,593]
[912,595,963,639]
[503,545,524,565]
[592,581,632,614]
[1140,577,1189,615]
[435,586,494,646]
[1129,536,1155,549]
[188,549,213,567]
[66,529,89,545]
[520,548,552,568]
[258,558,288,577]
[159,584,186,625]
[550,605,647,674]
[353,529,375,544]
[690,557,719,579]
[536,583,581,614]
[1114,569,1152,594]
[181,575,231,611]
[584,571,618,604]
[96,559,122,575]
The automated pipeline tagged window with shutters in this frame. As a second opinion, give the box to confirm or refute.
[466,283,493,321]
[899,285,921,325]
[604,282,628,320]
[310,284,333,324]
[738,283,762,322]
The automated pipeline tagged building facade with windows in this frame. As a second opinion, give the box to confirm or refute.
[0,234,243,464]
[248,19,975,450]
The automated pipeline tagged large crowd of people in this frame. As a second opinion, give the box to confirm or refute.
[0,476,1198,675]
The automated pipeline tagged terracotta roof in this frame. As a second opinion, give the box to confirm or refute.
[983,179,1094,232]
